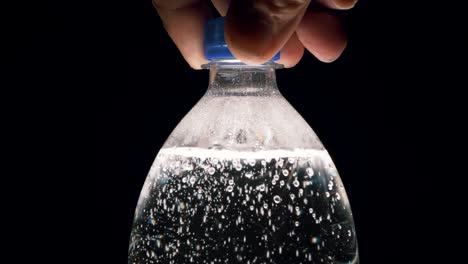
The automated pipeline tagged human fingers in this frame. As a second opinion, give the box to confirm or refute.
[225,0,311,65]
[153,0,210,69]
[296,9,347,62]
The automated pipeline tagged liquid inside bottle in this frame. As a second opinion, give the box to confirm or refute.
[129,148,358,263]
[128,17,358,264]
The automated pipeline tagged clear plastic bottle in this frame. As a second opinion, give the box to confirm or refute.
[128,17,358,264]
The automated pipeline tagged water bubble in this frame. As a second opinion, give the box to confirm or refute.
[336,193,341,200]
[257,184,266,192]
[235,164,243,171]
[293,179,300,187]
[295,207,302,216]
[282,169,289,176]
[261,160,267,166]
[263,203,268,209]
[309,208,314,213]
[245,171,253,178]
[250,205,254,211]
[325,192,330,198]
[288,158,295,164]
[248,159,256,166]
[273,195,282,203]
[298,188,304,196]
[189,176,197,184]
[279,180,285,187]
[290,193,295,200]
[306,167,314,177]
[273,174,279,181]
[181,176,188,183]
[295,221,300,226]
[277,159,284,167]
[183,162,194,171]
[228,179,234,185]
[310,237,319,244]
[208,167,216,175]
[226,186,234,192]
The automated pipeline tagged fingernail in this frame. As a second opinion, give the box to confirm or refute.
[333,0,358,10]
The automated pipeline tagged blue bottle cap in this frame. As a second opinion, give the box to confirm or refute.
[204,17,280,61]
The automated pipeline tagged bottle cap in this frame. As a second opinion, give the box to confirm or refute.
[204,17,280,61]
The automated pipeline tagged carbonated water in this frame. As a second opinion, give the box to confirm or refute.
[128,148,358,264]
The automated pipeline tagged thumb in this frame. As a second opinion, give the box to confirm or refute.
[225,0,310,64]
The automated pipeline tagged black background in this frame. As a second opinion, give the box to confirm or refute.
[3,0,462,263]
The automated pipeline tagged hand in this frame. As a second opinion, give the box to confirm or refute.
[153,0,357,69]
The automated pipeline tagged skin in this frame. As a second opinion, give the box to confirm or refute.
[153,0,358,69]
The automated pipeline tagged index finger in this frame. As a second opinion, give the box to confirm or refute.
[153,0,211,69]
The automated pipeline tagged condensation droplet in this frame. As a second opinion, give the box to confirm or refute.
[226,186,234,192]
[306,167,314,177]
[282,169,289,176]
[245,171,253,178]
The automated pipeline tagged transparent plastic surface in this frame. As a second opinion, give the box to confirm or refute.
[128,61,358,263]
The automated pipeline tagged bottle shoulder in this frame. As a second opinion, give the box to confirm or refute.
[162,95,324,152]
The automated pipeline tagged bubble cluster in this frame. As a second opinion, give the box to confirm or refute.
[128,148,358,264]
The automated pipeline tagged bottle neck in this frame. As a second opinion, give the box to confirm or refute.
[204,60,282,96]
